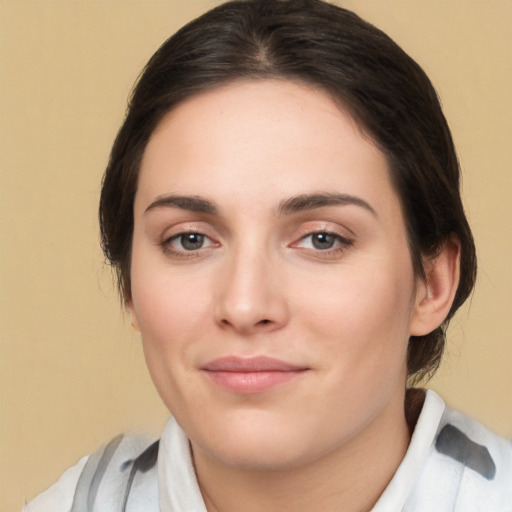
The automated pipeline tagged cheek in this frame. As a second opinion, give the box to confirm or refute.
[133,283,214,377]
[291,259,415,367]
[129,236,211,340]
[131,273,215,417]
[290,266,414,428]
[128,247,214,387]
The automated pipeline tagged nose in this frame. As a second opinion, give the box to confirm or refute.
[214,245,289,335]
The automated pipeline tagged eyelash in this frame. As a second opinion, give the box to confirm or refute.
[161,230,353,259]
[291,231,353,256]
[162,232,218,258]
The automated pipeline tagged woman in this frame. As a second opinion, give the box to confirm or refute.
[24,0,511,510]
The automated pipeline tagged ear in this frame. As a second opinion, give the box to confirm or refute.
[410,236,461,336]
[126,300,141,332]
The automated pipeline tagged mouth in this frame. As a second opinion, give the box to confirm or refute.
[201,356,310,394]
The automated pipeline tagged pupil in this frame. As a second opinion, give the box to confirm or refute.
[182,233,204,250]
[312,233,335,250]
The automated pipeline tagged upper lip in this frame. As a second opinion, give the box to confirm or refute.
[201,356,308,372]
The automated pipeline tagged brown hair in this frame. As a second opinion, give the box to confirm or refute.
[99,0,476,382]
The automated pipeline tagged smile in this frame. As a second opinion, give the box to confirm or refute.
[201,356,310,394]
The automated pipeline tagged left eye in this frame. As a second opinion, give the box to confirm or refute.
[296,232,349,251]
[169,232,213,251]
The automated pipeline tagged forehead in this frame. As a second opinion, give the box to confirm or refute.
[137,79,400,219]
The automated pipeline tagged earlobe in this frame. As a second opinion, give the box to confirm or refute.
[127,300,141,332]
[410,237,461,336]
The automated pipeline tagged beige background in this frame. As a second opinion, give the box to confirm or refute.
[0,1,510,510]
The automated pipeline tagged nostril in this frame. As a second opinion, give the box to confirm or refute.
[259,319,271,325]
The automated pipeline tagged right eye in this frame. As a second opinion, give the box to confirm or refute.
[166,232,216,252]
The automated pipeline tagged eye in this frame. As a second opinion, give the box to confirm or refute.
[166,232,216,252]
[293,231,352,252]
[306,232,337,250]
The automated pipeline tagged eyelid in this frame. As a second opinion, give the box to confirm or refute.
[159,220,217,242]
[288,221,355,258]
[289,220,354,241]
[161,233,220,260]
[166,232,217,248]
[159,222,221,258]
[291,231,352,248]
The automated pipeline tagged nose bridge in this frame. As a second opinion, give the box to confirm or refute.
[215,235,287,332]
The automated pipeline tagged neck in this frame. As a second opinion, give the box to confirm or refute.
[193,389,411,512]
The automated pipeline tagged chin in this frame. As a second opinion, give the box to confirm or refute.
[195,436,308,471]
[186,410,326,471]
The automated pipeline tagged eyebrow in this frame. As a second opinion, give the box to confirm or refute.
[277,193,377,217]
[144,192,376,217]
[144,194,218,215]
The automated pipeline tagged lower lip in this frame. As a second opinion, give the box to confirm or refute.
[203,370,307,394]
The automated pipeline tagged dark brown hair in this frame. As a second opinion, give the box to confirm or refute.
[99,0,476,382]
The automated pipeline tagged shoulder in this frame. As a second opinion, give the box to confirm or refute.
[407,391,512,511]
[437,405,512,505]
[23,434,159,512]
[439,405,511,477]
[23,455,88,512]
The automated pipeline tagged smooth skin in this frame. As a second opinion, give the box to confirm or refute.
[128,80,459,512]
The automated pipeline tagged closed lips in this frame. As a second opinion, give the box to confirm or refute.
[201,356,310,394]
[201,356,309,372]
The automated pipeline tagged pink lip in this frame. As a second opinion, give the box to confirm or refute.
[201,356,309,394]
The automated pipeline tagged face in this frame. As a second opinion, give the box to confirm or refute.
[129,80,424,471]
